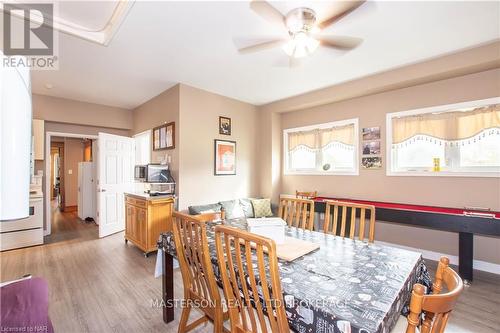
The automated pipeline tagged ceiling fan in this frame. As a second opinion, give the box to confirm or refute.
[237,0,365,59]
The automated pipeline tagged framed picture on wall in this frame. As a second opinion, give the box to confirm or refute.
[362,141,381,155]
[153,128,160,150]
[219,116,231,135]
[362,127,381,140]
[362,156,382,169]
[153,122,175,150]
[214,139,236,175]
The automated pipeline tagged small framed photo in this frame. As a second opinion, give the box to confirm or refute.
[219,116,231,135]
[362,157,382,169]
[362,127,380,140]
[159,126,167,148]
[362,141,381,155]
[153,128,160,150]
[166,123,174,148]
[153,122,175,150]
[214,139,236,175]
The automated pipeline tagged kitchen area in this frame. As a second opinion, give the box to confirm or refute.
[0,61,177,255]
[125,162,176,257]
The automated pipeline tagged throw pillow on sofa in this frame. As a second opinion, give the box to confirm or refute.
[239,198,255,218]
[188,203,222,215]
[219,200,245,219]
[250,198,273,218]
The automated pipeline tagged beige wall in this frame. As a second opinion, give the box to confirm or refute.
[178,84,259,209]
[130,84,260,210]
[261,41,500,113]
[275,69,500,265]
[33,94,133,130]
[63,138,84,207]
[258,109,281,204]
[132,84,180,184]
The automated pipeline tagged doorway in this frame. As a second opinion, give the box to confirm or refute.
[45,132,98,237]
[50,141,64,211]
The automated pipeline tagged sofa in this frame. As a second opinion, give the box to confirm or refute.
[188,198,277,219]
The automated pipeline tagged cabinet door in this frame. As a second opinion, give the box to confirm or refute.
[136,207,147,247]
[125,204,135,240]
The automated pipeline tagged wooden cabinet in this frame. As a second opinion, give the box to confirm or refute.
[32,119,44,160]
[124,194,174,256]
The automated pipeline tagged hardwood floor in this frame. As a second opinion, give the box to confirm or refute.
[0,210,499,332]
[44,201,97,244]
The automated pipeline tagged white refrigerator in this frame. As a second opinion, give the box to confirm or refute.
[77,162,96,220]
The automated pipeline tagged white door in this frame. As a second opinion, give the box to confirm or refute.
[77,162,83,219]
[97,133,134,238]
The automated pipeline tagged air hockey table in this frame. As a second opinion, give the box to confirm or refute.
[313,197,500,283]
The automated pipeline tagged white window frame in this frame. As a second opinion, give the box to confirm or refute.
[386,97,500,177]
[283,118,359,176]
[133,129,151,165]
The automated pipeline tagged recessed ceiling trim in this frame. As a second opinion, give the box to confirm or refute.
[3,1,135,46]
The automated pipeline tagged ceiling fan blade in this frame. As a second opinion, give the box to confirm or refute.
[249,0,285,28]
[316,35,363,50]
[237,39,286,54]
[317,1,366,30]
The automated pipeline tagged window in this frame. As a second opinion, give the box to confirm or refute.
[387,98,500,177]
[284,118,359,175]
[134,130,151,165]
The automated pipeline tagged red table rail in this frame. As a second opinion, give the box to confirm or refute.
[313,197,500,283]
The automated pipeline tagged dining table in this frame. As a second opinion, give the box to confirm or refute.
[156,218,432,333]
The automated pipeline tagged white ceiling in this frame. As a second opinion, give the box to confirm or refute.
[31,1,500,109]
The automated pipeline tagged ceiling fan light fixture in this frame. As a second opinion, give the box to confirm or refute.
[282,32,319,58]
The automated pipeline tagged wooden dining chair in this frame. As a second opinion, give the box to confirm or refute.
[214,225,290,333]
[406,257,464,333]
[172,212,228,333]
[295,190,317,199]
[323,200,376,242]
[278,197,315,231]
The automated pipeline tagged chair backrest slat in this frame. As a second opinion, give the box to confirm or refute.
[215,226,290,333]
[279,197,314,231]
[406,257,464,333]
[340,205,347,237]
[172,212,222,317]
[349,208,356,239]
[323,200,376,242]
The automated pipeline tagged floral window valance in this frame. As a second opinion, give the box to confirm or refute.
[392,104,500,144]
[288,124,355,151]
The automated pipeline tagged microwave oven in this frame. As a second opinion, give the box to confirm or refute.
[135,164,174,183]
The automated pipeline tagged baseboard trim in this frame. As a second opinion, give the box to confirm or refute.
[376,240,500,275]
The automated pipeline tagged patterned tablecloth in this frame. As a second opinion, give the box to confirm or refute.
[157,218,432,333]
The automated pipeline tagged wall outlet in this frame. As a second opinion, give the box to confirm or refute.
[68,169,73,175]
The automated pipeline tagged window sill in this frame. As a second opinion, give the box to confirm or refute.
[386,170,500,178]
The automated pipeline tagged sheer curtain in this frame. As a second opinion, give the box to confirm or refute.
[392,104,500,144]
[288,124,355,152]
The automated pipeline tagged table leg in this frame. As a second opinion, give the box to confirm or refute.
[162,250,174,323]
[458,232,473,285]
